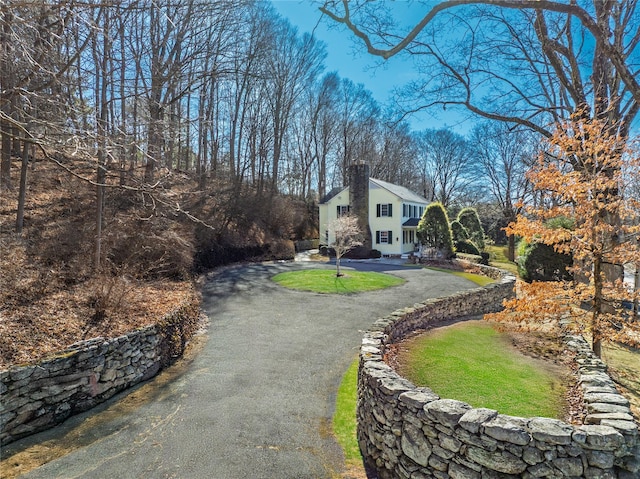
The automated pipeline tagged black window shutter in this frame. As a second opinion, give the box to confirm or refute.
[376,231,380,244]
[388,204,393,217]
[376,204,381,217]
[388,231,392,244]
[337,205,341,216]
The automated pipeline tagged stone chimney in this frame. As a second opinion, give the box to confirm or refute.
[349,160,372,255]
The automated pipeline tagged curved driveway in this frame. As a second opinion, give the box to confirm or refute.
[10,261,476,479]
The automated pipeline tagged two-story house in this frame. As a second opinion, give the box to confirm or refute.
[319,175,429,257]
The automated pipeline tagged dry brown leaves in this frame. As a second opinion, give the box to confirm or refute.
[0,158,196,370]
[0,278,194,370]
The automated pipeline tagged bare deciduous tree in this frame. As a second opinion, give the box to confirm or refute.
[416,128,475,208]
[321,1,640,138]
[371,121,418,190]
[470,123,535,260]
[334,78,380,186]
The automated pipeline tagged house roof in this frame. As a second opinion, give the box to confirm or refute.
[403,218,421,227]
[319,178,428,205]
[370,178,428,204]
[319,186,345,204]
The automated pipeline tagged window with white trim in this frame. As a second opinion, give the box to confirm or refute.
[336,205,350,216]
[377,203,393,217]
[376,230,393,244]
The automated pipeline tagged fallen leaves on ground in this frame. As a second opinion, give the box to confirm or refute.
[0,279,194,370]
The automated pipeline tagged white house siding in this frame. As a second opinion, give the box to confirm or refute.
[369,183,401,255]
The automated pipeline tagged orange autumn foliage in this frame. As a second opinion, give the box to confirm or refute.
[490,112,640,356]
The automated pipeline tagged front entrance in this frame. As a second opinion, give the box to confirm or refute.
[402,228,419,254]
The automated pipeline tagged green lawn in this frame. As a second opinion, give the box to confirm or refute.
[271,269,405,294]
[485,244,519,275]
[396,322,566,418]
[333,358,362,466]
[426,267,495,287]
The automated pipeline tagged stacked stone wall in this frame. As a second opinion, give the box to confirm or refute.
[0,297,200,446]
[358,267,640,478]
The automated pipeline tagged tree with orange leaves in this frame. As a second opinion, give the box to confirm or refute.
[491,112,640,358]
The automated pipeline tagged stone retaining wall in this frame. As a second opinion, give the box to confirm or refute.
[357,267,639,479]
[0,297,200,446]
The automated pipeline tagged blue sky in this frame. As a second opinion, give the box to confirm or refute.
[270,0,474,134]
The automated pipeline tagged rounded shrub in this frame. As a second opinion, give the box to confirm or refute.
[517,241,573,282]
[418,202,454,258]
[457,207,485,250]
[451,220,469,243]
[455,239,481,256]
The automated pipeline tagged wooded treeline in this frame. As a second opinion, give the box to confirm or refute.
[0,1,424,200]
[0,1,536,219]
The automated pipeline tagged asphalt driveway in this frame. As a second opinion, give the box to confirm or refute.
[5,260,476,479]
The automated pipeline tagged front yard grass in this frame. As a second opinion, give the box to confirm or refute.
[485,244,519,276]
[333,358,362,469]
[331,321,568,478]
[425,267,495,287]
[271,269,404,294]
[395,321,567,418]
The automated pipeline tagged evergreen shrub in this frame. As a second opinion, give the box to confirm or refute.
[418,203,454,259]
[458,207,485,250]
[455,239,481,256]
[517,241,573,282]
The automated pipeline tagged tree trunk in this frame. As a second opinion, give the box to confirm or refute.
[95,164,105,271]
[94,10,109,272]
[146,98,161,182]
[0,9,13,191]
[0,121,11,190]
[15,138,29,234]
[634,263,639,317]
[507,234,515,262]
[592,255,603,358]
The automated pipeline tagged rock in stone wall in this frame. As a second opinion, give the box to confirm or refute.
[357,269,640,479]
[0,298,199,446]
